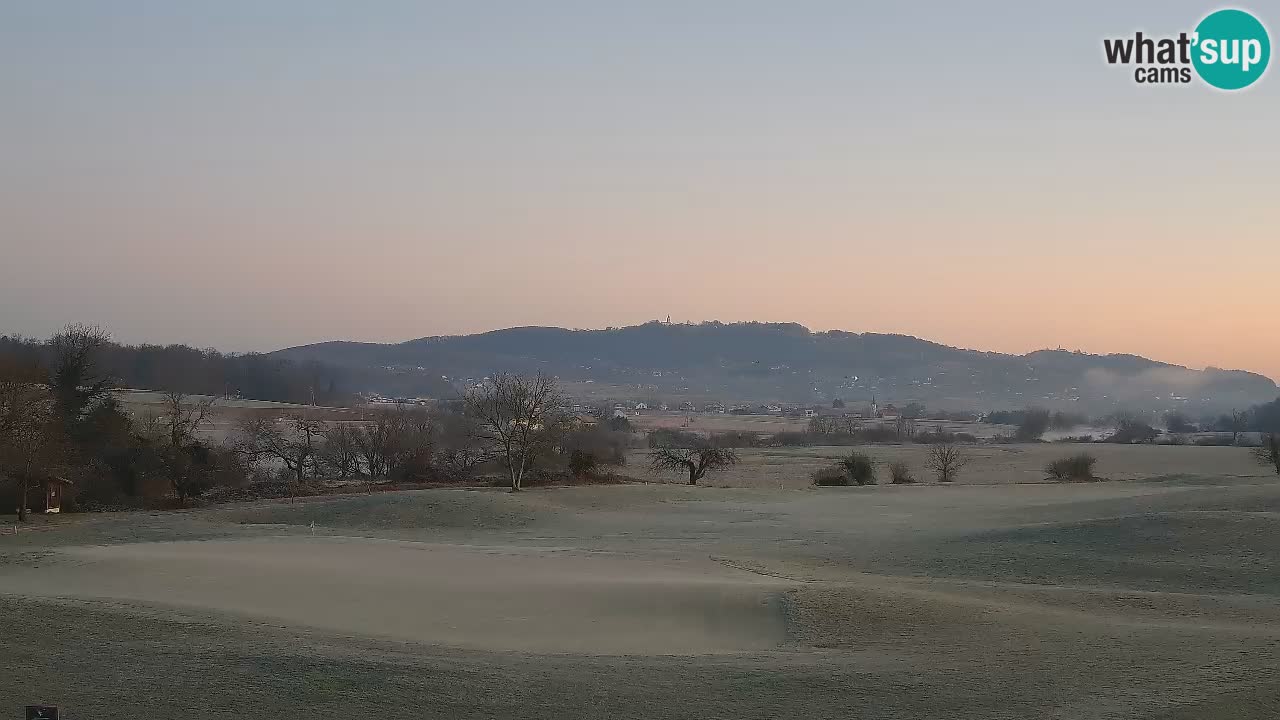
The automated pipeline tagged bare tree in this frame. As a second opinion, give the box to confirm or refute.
[1255,433,1280,476]
[48,323,112,426]
[1228,409,1248,446]
[155,391,216,503]
[0,374,64,521]
[238,415,327,484]
[136,409,165,440]
[294,417,327,480]
[926,441,969,483]
[392,405,436,480]
[465,373,562,491]
[901,403,925,437]
[894,415,918,439]
[353,411,396,478]
[159,391,215,450]
[351,405,436,480]
[433,410,492,480]
[320,423,364,478]
[650,443,738,485]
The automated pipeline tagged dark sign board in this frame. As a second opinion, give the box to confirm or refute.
[25,707,58,720]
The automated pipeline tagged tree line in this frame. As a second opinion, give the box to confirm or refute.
[7,324,1277,518]
[986,402,1280,434]
[0,326,642,518]
[0,331,356,406]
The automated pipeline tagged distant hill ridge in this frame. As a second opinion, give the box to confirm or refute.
[270,321,1278,412]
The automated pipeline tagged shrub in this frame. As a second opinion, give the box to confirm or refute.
[517,469,629,488]
[564,425,632,467]
[772,431,820,447]
[567,449,599,477]
[708,431,765,448]
[1106,420,1159,444]
[839,452,877,485]
[1045,453,1098,481]
[888,461,916,484]
[1054,435,1097,443]
[855,427,905,444]
[812,465,850,486]
[914,428,977,444]
[1015,408,1052,441]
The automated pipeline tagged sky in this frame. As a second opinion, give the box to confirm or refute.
[1,1,1277,379]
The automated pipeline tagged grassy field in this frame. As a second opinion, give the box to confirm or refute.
[3,457,1279,718]
[630,411,811,433]
[628,442,1273,488]
[112,389,368,444]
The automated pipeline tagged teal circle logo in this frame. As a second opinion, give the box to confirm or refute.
[1192,9,1270,90]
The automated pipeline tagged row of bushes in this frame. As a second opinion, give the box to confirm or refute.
[812,450,1105,487]
[1048,432,1264,447]
[811,449,957,486]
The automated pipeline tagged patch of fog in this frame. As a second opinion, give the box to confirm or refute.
[1042,425,1114,442]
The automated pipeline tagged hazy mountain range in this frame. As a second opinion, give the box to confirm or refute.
[270,321,1278,414]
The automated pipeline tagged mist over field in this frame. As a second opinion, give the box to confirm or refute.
[271,322,1277,414]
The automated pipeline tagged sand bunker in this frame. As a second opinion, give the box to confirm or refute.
[0,537,789,654]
